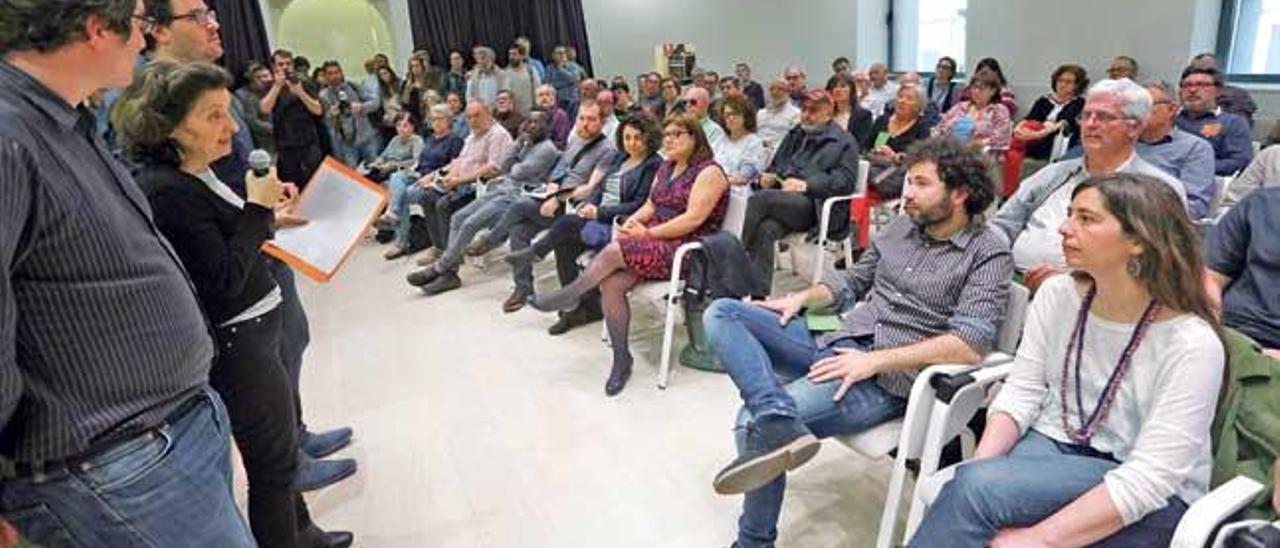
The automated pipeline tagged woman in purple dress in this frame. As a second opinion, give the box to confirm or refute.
[529,114,730,395]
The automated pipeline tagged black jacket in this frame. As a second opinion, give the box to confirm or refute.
[843,105,875,150]
[766,122,861,238]
[136,164,278,325]
[590,151,661,223]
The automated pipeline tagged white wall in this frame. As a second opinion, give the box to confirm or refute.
[580,0,860,83]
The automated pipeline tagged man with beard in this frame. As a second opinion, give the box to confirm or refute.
[741,89,859,289]
[236,62,276,153]
[756,77,801,162]
[702,137,1012,548]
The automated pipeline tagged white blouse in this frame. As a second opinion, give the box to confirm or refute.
[715,132,767,181]
[989,274,1224,525]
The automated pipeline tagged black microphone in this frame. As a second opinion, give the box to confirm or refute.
[248,149,272,178]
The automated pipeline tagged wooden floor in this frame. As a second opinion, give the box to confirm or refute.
[249,239,899,548]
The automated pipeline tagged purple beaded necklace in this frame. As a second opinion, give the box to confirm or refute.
[1059,285,1161,445]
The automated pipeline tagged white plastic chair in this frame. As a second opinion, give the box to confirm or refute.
[604,188,750,388]
[777,159,870,285]
[839,283,1031,548]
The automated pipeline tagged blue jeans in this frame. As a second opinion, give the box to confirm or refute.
[0,389,254,547]
[389,171,428,247]
[331,136,380,168]
[703,298,908,547]
[435,188,519,273]
[909,430,1189,547]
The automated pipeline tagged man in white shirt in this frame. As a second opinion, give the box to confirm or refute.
[756,77,801,164]
[990,78,1187,289]
[859,62,898,118]
[683,86,726,152]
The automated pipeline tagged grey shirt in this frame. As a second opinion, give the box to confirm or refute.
[319,80,381,146]
[0,61,214,463]
[550,133,614,188]
[819,216,1014,397]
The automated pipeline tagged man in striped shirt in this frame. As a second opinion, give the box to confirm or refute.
[703,138,1013,548]
[0,1,253,545]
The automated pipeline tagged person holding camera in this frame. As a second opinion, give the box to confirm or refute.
[116,60,353,548]
[318,60,382,169]
[262,48,324,187]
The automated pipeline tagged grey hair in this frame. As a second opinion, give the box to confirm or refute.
[784,64,806,77]
[429,103,452,119]
[473,46,495,59]
[897,83,928,111]
[1086,78,1152,120]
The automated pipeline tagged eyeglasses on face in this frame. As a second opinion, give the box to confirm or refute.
[663,129,690,140]
[173,9,218,27]
[1076,110,1127,124]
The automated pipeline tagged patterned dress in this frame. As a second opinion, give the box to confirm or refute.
[618,158,729,279]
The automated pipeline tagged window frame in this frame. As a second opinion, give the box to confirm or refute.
[1216,0,1280,83]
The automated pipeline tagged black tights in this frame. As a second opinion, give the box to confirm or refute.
[531,243,642,368]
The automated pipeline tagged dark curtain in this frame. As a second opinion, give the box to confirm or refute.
[208,0,272,83]
[407,0,593,75]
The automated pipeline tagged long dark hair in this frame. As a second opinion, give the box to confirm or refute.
[1070,173,1220,332]
[111,60,233,166]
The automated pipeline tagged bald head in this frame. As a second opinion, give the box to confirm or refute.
[596,89,616,111]
[683,86,711,117]
[535,84,558,109]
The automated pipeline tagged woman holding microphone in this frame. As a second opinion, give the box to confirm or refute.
[113,61,351,548]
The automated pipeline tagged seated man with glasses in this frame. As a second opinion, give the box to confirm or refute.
[1175,66,1254,177]
[991,78,1187,290]
[1134,81,1216,220]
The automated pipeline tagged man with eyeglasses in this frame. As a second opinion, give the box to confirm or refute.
[1134,81,1216,219]
[783,64,808,105]
[0,0,256,544]
[991,78,1187,290]
[1190,52,1257,128]
[1175,66,1254,177]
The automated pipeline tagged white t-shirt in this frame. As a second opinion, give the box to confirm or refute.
[989,274,1224,525]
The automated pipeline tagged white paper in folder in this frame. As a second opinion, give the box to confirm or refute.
[263,157,388,282]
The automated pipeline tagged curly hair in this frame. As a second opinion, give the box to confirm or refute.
[902,138,996,215]
[718,93,758,133]
[616,113,662,156]
[0,0,134,54]
[1050,64,1090,96]
[111,60,233,167]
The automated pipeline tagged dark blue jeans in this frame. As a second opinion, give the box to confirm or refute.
[703,298,908,548]
[0,389,254,547]
[909,430,1189,547]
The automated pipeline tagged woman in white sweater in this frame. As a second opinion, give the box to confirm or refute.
[910,173,1225,547]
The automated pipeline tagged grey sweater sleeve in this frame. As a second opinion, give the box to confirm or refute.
[507,140,561,184]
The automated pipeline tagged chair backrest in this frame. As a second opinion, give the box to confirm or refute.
[857,159,871,194]
[721,185,750,238]
[1210,175,1232,219]
[995,283,1031,355]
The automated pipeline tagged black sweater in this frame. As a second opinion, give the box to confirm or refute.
[136,164,278,325]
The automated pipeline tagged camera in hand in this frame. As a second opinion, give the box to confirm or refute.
[337,90,351,114]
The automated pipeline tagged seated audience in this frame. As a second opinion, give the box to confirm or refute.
[911,173,1223,547]
[494,89,527,139]
[1135,81,1216,219]
[637,72,665,117]
[716,94,768,187]
[757,78,801,162]
[661,76,683,118]
[536,83,572,149]
[784,64,809,104]
[991,78,1187,288]
[318,60,382,169]
[1190,52,1258,128]
[892,72,941,127]
[1207,186,1280,356]
[410,100,513,268]
[859,62,898,118]
[503,115,663,329]
[934,69,1012,152]
[406,112,560,295]
[117,61,352,548]
[682,86,727,152]
[381,104,465,259]
[735,62,767,110]
[1221,145,1280,210]
[546,46,582,115]
[705,138,1011,548]
[525,114,731,396]
[490,101,616,305]
[365,112,424,183]
[1107,55,1140,80]
[743,90,860,288]
[927,56,962,114]
[1175,66,1253,176]
[864,85,933,198]
[829,73,874,147]
[968,57,1018,117]
[446,91,469,139]
[1014,64,1087,177]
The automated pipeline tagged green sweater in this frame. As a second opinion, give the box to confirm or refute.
[1211,328,1280,520]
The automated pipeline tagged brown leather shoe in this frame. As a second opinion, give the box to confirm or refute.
[415,247,442,266]
[502,288,531,313]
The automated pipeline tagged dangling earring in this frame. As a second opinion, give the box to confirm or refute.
[1126,256,1141,277]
